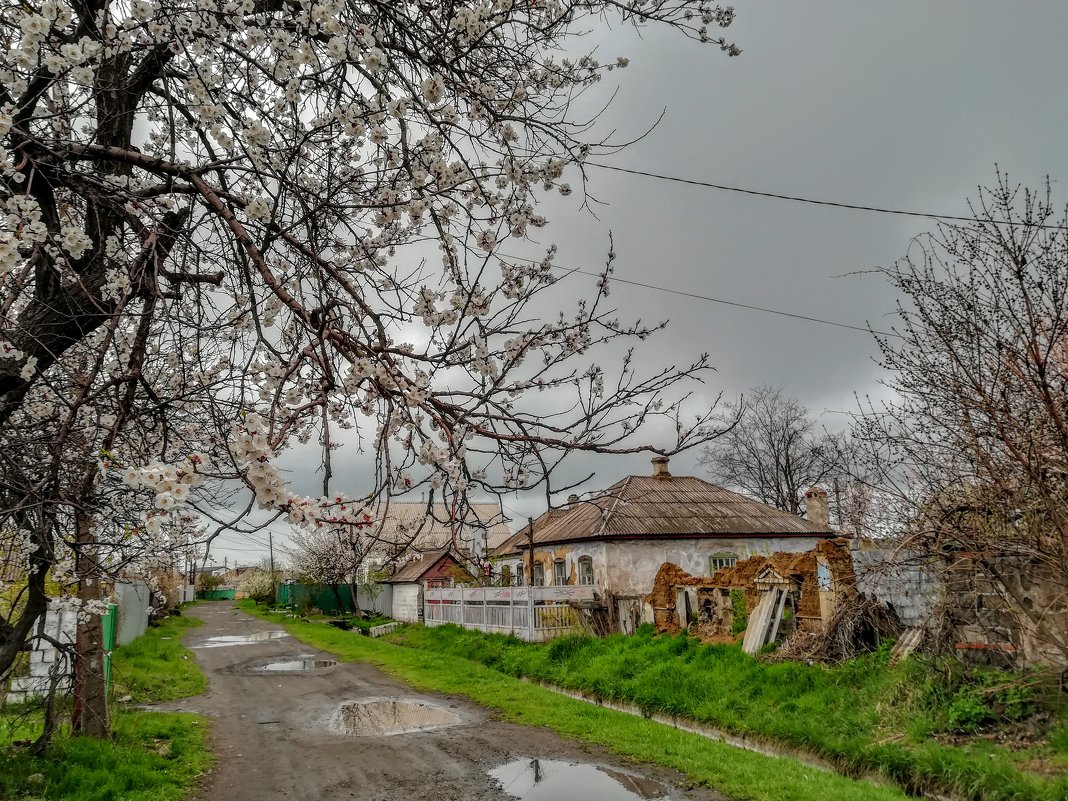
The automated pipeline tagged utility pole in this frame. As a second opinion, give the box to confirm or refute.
[269,531,276,600]
[526,517,534,587]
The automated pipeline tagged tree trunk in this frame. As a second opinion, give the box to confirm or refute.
[347,581,363,616]
[71,513,109,737]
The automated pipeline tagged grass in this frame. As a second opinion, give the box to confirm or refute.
[376,623,1068,801]
[239,600,911,801]
[0,711,211,801]
[0,605,212,801]
[110,613,208,704]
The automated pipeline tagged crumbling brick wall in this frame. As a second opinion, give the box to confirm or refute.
[942,554,1068,670]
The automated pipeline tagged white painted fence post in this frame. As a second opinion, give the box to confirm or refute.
[527,587,535,641]
[459,585,465,627]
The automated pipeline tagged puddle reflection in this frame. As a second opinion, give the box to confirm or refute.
[253,657,337,672]
[490,758,669,801]
[194,631,289,648]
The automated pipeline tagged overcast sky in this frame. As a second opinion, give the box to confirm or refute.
[208,2,1068,566]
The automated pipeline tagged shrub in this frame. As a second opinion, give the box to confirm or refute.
[729,589,747,635]
[240,570,275,605]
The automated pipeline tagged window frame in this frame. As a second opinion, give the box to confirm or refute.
[532,562,544,587]
[577,556,594,586]
[709,552,738,573]
[553,559,567,586]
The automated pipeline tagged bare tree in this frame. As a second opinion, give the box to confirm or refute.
[699,385,852,518]
[854,174,1068,665]
[0,0,742,721]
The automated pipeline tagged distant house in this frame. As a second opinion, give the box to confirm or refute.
[383,547,476,623]
[360,501,511,580]
[491,456,834,603]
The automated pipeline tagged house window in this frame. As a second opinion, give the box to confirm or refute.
[709,553,737,573]
[516,564,524,586]
[532,563,544,586]
[578,556,594,586]
[553,559,567,586]
[500,565,511,586]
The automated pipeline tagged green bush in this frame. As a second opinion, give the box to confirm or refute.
[729,589,747,635]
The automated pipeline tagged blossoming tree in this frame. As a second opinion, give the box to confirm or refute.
[0,0,739,734]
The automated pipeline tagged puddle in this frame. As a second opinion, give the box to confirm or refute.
[490,758,670,801]
[331,697,461,736]
[252,657,337,672]
[194,631,289,648]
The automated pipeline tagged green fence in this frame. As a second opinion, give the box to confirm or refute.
[277,583,353,612]
[196,589,237,600]
[102,603,117,694]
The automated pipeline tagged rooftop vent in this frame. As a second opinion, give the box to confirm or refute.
[651,456,671,478]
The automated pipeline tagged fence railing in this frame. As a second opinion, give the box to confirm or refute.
[423,586,595,641]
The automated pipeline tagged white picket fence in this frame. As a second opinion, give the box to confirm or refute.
[423,586,595,641]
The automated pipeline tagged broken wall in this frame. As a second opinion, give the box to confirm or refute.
[942,555,1068,670]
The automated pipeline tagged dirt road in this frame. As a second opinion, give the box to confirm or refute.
[167,603,728,801]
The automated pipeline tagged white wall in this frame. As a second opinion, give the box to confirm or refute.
[499,536,826,598]
[603,537,827,597]
[391,583,422,623]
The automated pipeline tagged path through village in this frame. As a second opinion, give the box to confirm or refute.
[163,603,731,801]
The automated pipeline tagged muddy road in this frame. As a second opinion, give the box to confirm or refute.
[165,602,729,801]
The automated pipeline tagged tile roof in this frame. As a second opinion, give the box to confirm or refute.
[493,473,830,555]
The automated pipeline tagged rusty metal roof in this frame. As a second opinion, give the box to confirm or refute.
[382,548,466,583]
[494,475,830,555]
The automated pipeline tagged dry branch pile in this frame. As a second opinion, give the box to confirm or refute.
[774,594,903,664]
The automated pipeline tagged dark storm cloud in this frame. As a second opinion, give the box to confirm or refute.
[210,2,1068,563]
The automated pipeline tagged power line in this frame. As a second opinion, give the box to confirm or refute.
[503,252,898,338]
[570,267,899,338]
[587,163,1068,231]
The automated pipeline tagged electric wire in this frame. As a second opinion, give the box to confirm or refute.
[503,252,899,338]
[587,163,1068,231]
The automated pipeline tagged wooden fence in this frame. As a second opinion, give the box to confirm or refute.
[423,586,595,641]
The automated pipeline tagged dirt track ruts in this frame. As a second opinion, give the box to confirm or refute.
[162,602,729,801]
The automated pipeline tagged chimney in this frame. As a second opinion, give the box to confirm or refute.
[651,456,671,478]
[803,486,830,528]
[567,494,580,508]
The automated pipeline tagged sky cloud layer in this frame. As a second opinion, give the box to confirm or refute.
[209,2,1068,564]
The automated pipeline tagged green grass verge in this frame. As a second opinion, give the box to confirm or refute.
[110,613,208,704]
[375,622,1067,801]
[0,711,210,801]
[239,600,907,801]
[1,608,212,801]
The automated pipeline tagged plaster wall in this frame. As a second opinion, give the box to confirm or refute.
[603,537,827,597]
[392,583,422,623]
[498,541,608,591]
[500,537,825,597]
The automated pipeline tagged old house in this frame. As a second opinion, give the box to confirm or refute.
[383,547,476,623]
[491,457,834,628]
[363,501,512,579]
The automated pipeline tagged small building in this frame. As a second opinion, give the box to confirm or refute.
[360,501,512,581]
[491,456,834,629]
[383,547,476,623]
